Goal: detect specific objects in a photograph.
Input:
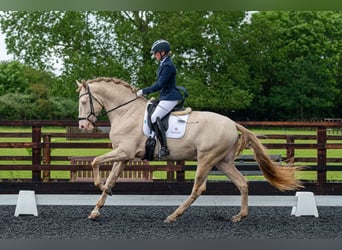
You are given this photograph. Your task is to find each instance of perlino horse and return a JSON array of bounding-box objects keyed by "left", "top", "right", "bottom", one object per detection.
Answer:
[{"left": 77, "top": 77, "right": 303, "bottom": 223}]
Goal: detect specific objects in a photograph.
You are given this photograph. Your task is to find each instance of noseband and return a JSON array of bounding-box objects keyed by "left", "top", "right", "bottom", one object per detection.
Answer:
[{"left": 78, "top": 85, "right": 138, "bottom": 125}]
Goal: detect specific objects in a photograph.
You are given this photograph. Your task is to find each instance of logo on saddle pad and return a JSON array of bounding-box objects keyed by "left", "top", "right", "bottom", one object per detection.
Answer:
[{"left": 143, "top": 102, "right": 190, "bottom": 139}]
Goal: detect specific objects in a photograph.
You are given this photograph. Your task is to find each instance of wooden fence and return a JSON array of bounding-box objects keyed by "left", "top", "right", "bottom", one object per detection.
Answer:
[{"left": 0, "top": 120, "right": 342, "bottom": 195}]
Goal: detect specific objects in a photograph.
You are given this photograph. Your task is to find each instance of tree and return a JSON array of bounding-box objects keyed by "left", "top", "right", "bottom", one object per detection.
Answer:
[
  {"left": 3, "top": 11, "right": 340, "bottom": 120},
  {"left": 241, "top": 11, "right": 342, "bottom": 120},
  {"left": 0, "top": 60, "right": 77, "bottom": 119},
  {"left": 0, "top": 11, "right": 253, "bottom": 113},
  {"left": 0, "top": 61, "right": 29, "bottom": 95},
  {"left": 0, "top": 11, "right": 129, "bottom": 98}
]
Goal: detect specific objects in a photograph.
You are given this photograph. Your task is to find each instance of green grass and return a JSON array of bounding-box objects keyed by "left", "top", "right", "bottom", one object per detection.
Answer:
[{"left": 0, "top": 126, "right": 341, "bottom": 181}]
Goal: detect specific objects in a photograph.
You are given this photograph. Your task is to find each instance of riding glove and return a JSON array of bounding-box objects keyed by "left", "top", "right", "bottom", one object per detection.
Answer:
[{"left": 137, "top": 89, "right": 143, "bottom": 96}]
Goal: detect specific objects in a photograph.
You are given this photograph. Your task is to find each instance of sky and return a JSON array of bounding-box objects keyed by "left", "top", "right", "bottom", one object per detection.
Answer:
[
  {"left": 0, "top": 32, "right": 64, "bottom": 75},
  {"left": 0, "top": 32, "right": 13, "bottom": 61}
]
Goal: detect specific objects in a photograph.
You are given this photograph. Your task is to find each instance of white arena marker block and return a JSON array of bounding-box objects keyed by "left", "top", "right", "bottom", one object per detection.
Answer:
[
  {"left": 291, "top": 191, "right": 319, "bottom": 217},
  {"left": 14, "top": 190, "right": 38, "bottom": 217}
]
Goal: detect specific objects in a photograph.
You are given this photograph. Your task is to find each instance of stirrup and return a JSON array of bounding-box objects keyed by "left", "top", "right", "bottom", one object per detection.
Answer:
[{"left": 158, "top": 147, "right": 169, "bottom": 159}]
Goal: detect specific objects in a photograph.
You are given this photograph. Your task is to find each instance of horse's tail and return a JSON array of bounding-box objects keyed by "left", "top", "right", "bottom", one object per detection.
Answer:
[{"left": 235, "top": 123, "right": 304, "bottom": 191}]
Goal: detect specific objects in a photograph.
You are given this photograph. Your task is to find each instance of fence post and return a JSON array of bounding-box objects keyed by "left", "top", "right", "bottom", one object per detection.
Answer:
[
  {"left": 166, "top": 161, "right": 175, "bottom": 181},
  {"left": 176, "top": 160, "right": 185, "bottom": 182},
  {"left": 317, "top": 126, "right": 327, "bottom": 191},
  {"left": 286, "top": 135, "right": 295, "bottom": 162},
  {"left": 32, "top": 125, "right": 42, "bottom": 182},
  {"left": 42, "top": 134, "right": 51, "bottom": 182}
]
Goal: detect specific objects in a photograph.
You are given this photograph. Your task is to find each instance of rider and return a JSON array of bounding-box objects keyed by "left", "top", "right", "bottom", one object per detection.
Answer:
[{"left": 137, "top": 39, "right": 183, "bottom": 158}]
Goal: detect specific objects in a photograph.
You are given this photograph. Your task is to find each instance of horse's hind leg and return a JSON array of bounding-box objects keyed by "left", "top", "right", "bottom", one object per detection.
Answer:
[
  {"left": 164, "top": 157, "right": 212, "bottom": 223},
  {"left": 89, "top": 161, "right": 126, "bottom": 220},
  {"left": 216, "top": 157, "right": 248, "bottom": 222}
]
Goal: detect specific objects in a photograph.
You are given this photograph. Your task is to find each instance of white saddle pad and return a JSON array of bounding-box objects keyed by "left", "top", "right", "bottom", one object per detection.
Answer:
[{"left": 143, "top": 104, "right": 189, "bottom": 139}]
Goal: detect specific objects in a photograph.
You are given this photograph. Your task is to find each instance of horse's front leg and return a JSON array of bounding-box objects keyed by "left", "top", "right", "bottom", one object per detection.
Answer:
[
  {"left": 91, "top": 157, "right": 103, "bottom": 189},
  {"left": 91, "top": 147, "right": 131, "bottom": 190},
  {"left": 89, "top": 161, "right": 127, "bottom": 220}
]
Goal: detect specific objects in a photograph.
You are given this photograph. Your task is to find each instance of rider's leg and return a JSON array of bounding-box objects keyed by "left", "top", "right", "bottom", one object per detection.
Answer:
[
  {"left": 151, "top": 100, "right": 178, "bottom": 158},
  {"left": 154, "top": 117, "right": 169, "bottom": 158},
  {"left": 150, "top": 100, "right": 179, "bottom": 123}
]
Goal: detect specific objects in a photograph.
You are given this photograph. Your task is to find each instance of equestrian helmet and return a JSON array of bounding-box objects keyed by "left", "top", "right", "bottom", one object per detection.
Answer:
[{"left": 150, "top": 39, "right": 170, "bottom": 54}]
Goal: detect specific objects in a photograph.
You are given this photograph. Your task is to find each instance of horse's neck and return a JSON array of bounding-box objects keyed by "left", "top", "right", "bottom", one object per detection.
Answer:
[
  {"left": 91, "top": 80, "right": 146, "bottom": 127},
  {"left": 98, "top": 88, "right": 147, "bottom": 123},
  {"left": 106, "top": 97, "right": 146, "bottom": 125}
]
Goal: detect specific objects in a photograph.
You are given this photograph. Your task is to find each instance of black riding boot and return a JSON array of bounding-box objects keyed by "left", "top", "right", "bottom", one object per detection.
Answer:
[{"left": 154, "top": 117, "right": 169, "bottom": 159}]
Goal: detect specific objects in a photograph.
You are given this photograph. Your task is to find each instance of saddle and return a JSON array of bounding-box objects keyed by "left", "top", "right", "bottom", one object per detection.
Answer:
[{"left": 146, "top": 99, "right": 191, "bottom": 133}]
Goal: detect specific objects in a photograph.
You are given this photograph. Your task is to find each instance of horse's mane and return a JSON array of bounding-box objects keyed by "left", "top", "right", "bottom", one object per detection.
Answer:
[{"left": 86, "top": 77, "right": 137, "bottom": 93}]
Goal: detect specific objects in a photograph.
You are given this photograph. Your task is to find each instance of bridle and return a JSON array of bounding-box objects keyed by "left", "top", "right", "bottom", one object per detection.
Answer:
[{"left": 78, "top": 85, "right": 138, "bottom": 125}]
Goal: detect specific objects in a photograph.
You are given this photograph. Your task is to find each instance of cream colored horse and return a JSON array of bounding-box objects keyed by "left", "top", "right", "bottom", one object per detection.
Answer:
[{"left": 77, "top": 77, "right": 303, "bottom": 223}]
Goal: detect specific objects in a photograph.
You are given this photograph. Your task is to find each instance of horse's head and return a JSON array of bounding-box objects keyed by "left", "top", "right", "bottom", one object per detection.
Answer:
[
  {"left": 76, "top": 77, "right": 143, "bottom": 131},
  {"left": 77, "top": 80, "right": 103, "bottom": 131}
]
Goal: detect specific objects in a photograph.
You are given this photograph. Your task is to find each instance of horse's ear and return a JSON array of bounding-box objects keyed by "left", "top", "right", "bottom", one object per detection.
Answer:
[
  {"left": 81, "top": 80, "right": 87, "bottom": 88},
  {"left": 76, "top": 80, "right": 82, "bottom": 92},
  {"left": 76, "top": 80, "right": 86, "bottom": 92}
]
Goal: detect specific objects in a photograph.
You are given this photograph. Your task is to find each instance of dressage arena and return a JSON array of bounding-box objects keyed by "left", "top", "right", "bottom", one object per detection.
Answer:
[
  {"left": 1, "top": 194, "right": 342, "bottom": 239},
  {"left": 1, "top": 117, "right": 342, "bottom": 240}
]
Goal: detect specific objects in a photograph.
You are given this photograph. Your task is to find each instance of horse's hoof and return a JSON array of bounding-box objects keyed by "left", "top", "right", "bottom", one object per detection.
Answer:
[
  {"left": 231, "top": 213, "right": 246, "bottom": 223},
  {"left": 164, "top": 216, "right": 176, "bottom": 223},
  {"left": 88, "top": 210, "right": 101, "bottom": 220}
]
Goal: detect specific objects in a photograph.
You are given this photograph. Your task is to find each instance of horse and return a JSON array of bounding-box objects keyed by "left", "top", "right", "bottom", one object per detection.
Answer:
[{"left": 76, "top": 77, "right": 303, "bottom": 223}]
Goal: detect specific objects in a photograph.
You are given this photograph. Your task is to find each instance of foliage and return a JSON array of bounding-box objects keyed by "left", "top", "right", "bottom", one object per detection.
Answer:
[
  {"left": 240, "top": 11, "right": 342, "bottom": 120},
  {"left": 0, "top": 60, "right": 77, "bottom": 119},
  {"left": 0, "top": 91, "right": 77, "bottom": 120},
  {"left": 0, "top": 92, "right": 33, "bottom": 119},
  {"left": 0, "top": 61, "right": 29, "bottom": 95},
  {"left": 0, "top": 11, "right": 342, "bottom": 120},
  {"left": 0, "top": 11, "right": 251, "bottom": 113},
  {"left": 49, "top": 96, "right": 78, "bottom": 119}
]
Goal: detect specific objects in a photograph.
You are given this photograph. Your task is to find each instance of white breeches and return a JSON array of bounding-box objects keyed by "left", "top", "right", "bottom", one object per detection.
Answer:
[{"left": 151, "top": 100, "right": 179, "bottom": 123}]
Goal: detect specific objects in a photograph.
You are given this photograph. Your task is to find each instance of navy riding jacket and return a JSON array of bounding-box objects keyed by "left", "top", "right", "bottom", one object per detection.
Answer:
[{"left": 142, "top": 56, "right": 183, "bottom": 101}]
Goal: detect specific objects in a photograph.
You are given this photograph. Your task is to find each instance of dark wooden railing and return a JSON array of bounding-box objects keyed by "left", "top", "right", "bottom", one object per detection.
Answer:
[{"left": 0, "top": 120, "right": 341, "bottom": 195}]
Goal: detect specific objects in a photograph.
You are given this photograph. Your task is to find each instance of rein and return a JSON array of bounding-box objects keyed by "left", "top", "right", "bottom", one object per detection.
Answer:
[
  {"left": 105, "top": 97, "right": 138, "bottom": 114},
  {"left": 78, "top": 85, "right": 138, "bottom": 124}
]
